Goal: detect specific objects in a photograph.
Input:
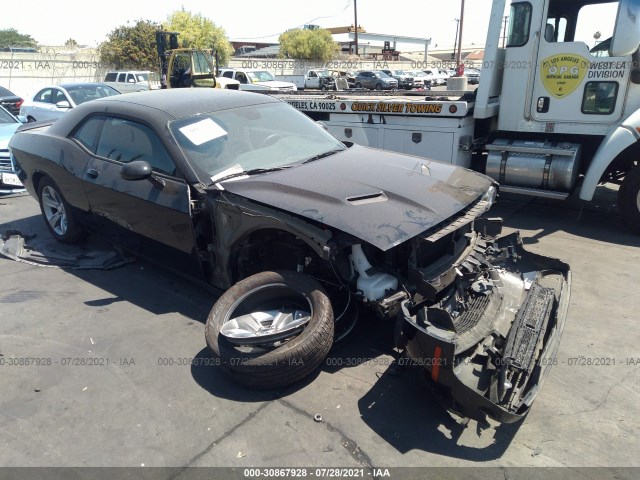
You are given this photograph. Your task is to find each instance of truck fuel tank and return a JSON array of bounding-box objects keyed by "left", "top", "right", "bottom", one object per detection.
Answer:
[{"left": 486, "top": 140, "right": 581, "bottom": 193}]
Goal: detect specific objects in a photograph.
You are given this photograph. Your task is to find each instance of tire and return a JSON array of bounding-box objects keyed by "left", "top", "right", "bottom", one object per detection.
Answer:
[
  {"left": 355, "top": 82, "right": 362, "bottom": 88},
  {"left": 375, "top": 83, "right": 382, "bottom": 91},
  {"left": 618, "top": 165, "right": 640, "bottom": 235},
  {"left": 205, "top": 270, "right": 334, "bottom": 389},
  {"left": 37, "top": 177, "right": 84, "bottom": 243}
]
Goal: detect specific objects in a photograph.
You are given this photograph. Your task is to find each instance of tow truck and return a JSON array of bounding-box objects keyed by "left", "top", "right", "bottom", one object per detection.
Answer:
[
  {"left": 155, "top": 31, "right": 239, "bottom": 90},
  {"left": 272, "top": 0, "right": 640, "bottom": 234}
]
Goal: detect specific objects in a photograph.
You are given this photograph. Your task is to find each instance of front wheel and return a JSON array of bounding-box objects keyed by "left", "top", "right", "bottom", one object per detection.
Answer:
[
  {"left": 619, "top": 165, "right": 640, "bottom": 234},
  {"left": 205, "top": 270, "right": 334, "bottom": 389},
  {"left": 37, "top": 177, "right": 84, "bottom": 243},
  {"left": 375, "top": 83, "right": 382, "bottom": 91}
]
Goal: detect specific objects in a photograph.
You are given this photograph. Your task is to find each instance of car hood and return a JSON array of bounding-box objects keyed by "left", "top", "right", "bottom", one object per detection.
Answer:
[
  {"left": 221, "top": 145, "right": 493, "bottom": 251},
  {"left": 0, "top": 123, "right": 20, "bottom": 147}
]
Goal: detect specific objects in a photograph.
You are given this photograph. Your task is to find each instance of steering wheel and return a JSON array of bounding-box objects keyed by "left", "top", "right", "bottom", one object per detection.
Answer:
[{"left": 261, "top": 134, "right": 283, "bottom": 148}]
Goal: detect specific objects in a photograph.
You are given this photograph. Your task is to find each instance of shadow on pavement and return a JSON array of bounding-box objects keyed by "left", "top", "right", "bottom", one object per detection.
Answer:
[{"left": 493, "top": 185, "right": 640, "bottom": 248}]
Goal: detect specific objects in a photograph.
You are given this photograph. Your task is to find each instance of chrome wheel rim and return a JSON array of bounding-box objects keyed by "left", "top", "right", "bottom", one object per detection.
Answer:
[
  {"left": 636, "top": 189, "right": 640, "bottom": 212},
  {"left": 41, "top": 186, "right": 68, "bottom": 236},
  {"left": 220, "top": 283, "right": 312, "bottom": 346}
]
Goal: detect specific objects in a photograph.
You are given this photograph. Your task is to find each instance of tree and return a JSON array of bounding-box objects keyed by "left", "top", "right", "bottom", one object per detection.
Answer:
[
  {"left": 278, "top": 29, "right": 339, "bottom": 62},
  {"left": 99, "top": 20, "right": 159, "bottom": 70},
  {"left": 165, "top": 10, "right": 233, "bottom": 66},
  {"left": 64, "top": 38, "right": 79, "bottom": 48},
  {"left": 0, "top": 29, "right": 37, "bottom": 50}
]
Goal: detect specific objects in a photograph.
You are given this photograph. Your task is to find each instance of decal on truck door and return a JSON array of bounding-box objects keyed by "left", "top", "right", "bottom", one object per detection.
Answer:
[{"left": 540, "top": 54, "right": 589, "bottom": 98}]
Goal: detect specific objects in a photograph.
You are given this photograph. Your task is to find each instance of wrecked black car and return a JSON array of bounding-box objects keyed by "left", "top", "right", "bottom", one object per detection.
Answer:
[{"left": 9, "top": 89, "right": 570, "bottom": 423}]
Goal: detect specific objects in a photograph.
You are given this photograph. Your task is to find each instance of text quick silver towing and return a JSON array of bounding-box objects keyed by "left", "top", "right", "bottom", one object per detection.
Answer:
[{"left": 272, "top": 0, "right": 640, "bottom": 234}]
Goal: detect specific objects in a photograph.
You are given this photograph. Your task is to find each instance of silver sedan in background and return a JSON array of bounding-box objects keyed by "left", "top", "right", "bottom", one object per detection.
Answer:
[{"left": 20, "top": 83, "right": 120, "bottom": 122}]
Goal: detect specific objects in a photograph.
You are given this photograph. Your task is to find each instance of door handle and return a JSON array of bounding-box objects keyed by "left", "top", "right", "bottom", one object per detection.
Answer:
[{"left": 86, "top": 168, "right": 99, "bottom": 179}]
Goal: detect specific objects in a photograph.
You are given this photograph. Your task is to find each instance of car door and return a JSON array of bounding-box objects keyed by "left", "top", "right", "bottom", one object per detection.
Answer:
[
  {"left": 79, "top": 115, "right": 204, "bottom": 278},
  {"left": 306, "top": 70, "right": 319, "bottom": 89},
  {"left": 27, "top": 88, "right": 58, "bottom": 121}
]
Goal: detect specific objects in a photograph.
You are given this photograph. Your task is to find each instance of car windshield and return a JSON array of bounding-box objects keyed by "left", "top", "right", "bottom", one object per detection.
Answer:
[
  {"left": 169, "top": 102, "right": 346, "bottom": 183},
  {"left": 65, "top": 84, "right": 120, "bottom": 105},
  {"left": 0, "top": 107, "right": 18, "bottom": 124},
  {"left": 247, "top": 71, "right": 276, "bottom": 82},
  {"left": 375, "top": 71, "right": 391, "bottom": 78},
  {"left": 318, "top": 70, "right": 331, "bottom": 77}
]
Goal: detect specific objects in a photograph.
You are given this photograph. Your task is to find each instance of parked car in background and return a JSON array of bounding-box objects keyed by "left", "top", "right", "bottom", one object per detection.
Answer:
[
  {"left": 0, "top": 105, "right": 25, "bottom": 192},
  {"left": 103, "top": 70, "right": 154, "bottom": 93},
  {"left": 0, "top": 86, "right": 24, "bottom": 117},
  {"left": 328, "top": 70, "right": 357, "bottom": 89},
  {"left": 407, "top": 70, "right": 432, "bottom": 89},
  {"left": 20, "top": 83, "right": 121, "bottom": 122},
  {"left": 423, "top": 69, "right": 446, "bottom": 86},
  {"left": 438, "top": 69, "right": 451, "bottom": 85},
  {"left": 219, "top": 68, "right": 297, "bottom": 91},
  {"left": 380, "top": 69, "right": 415, "bottom": 90},
  {"left": 466, "top": 68, "right": 481, "bottom": 84},
  {"left": 354, "top": 70, "right": 398, "bottom": 90}
]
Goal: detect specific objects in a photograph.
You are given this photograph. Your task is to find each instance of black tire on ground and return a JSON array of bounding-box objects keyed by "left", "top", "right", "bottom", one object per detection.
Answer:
[
  {"left": 355, "top": 82, "right": 362, "bottom": 88},
  {"left": 37, "top": 176, "right": 84, "bottom": 243},
  {"left": 375, "top": 83, "right": 382, "bottom": 90},
  {"left": 205, "top": 270, "right": 334, "bottom": 389},
  {"left": 618, "top": 165, "right": 640, "bottom": 235}
]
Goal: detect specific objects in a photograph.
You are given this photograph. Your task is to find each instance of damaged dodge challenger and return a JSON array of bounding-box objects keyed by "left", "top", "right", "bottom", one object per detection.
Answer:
[{"left": 9, "top": 89, "right": 570, "bottom": 423}]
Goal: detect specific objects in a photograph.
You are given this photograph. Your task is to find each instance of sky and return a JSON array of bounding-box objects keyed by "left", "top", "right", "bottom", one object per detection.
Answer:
[{"left": 2, "top": 0, "right": 502, "bottom": 50}]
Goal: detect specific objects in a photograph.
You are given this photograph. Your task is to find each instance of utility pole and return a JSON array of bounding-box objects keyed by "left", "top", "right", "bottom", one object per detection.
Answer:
[
  {"left": 456, "top": 0, "right": 465, "bottom": 68},
  {"left": 354, "top": 0, "right": 359, "bottom": 56},
  {"left": 452, "top": 18, "right": 460, "bottom": 64}
]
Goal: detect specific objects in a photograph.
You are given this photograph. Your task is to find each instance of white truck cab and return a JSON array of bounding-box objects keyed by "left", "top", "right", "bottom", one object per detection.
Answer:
[
  {"left": 219, "top": 68, "right": 297, "bottom": 91},
  {"left": 103, "top": 71, "right": 152, "bottom": 93}
]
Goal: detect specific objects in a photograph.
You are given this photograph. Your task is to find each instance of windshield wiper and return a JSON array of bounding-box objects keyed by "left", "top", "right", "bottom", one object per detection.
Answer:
[
  {"left": 302, "top": 148, "right": 344, "bottom": 164},
  {"left": 212, "top": 166, "right": 294, "bottom": 185}
]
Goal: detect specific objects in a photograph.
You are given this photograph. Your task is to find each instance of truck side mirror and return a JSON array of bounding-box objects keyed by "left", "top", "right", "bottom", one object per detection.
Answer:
[{"left": 611, "top": 0, "right": 640, "bottom": 56}]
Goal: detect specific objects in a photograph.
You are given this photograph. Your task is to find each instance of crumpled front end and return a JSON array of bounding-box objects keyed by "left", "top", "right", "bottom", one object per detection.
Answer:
[{"left": 399, "top": 219, "right": 571, "bottom": 423}]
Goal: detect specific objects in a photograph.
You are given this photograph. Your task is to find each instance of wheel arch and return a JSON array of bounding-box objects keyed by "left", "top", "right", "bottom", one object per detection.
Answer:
[{"left": 579, "top": 111, "right": 640, "bottom": 201}]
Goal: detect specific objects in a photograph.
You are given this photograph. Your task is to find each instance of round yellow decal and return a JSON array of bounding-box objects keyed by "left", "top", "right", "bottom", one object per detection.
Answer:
[{"left": 540, "top": 54, "right": 589, "bottom": 98}]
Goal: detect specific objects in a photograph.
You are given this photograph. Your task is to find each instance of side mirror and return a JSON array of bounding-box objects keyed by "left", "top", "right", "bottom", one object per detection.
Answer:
[
  {"left": 56, "top": 100, "right": 71, "bottom": 109},
  {"left": 611, "top": 0, "right": 640, "bottom": 56},
  {"left": 17, "top": 115, "right": 27, "bottom": 123},
  {"left": 120, "top": 160, "right": 152, "bottom": 181},
  {"left": 128, "top": 78, "right": 136, "bottom": 83}
]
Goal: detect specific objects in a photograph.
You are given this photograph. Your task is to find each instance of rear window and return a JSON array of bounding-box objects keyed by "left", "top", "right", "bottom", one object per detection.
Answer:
[{"left": 0, "top": 86, "right": 14, "bottom": 96}]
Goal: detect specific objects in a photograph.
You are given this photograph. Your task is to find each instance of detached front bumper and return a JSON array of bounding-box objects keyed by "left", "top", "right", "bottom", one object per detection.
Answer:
[{"left": 400, "top": 227, "right": 571, "bottom": 423}]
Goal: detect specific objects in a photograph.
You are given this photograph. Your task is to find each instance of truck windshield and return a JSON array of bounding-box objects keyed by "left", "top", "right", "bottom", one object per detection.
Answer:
[
  {"left": 247, "top": 71, "right": 276, "bottom": 82},
  {"left": 169, "top": 102, "right": 346, "bottom": 183}
]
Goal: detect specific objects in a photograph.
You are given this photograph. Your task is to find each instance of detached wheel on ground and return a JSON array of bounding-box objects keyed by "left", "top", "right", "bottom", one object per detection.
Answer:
[
  {"left": 37, "top": 176, "right": 84, "bottom": 243},
  {"left": 205, "top": 270, "right": 334, "bottom": 388},
  {"left": 618, "top": 165, "right": 640, "bottom": 235}
]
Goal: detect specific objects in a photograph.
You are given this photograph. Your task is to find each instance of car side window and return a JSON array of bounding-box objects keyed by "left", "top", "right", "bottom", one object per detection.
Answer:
[
  {"left": 222, "top": 71, "right": 233, "bottom": 78},
  {"left": 117, "top": 73, "right": 126, "bottom": 82},
  {"left": 52, "top": 89, "right": 67, "bottom": 104},
  {"left": 34, "top": 88, "right": 53, "bottom": 103},
  {"left": 96, "top": 117, "right": 177, "bottom": 176},
  {"left": 72, "top": 116, "right": 104, "bottom": 152}
]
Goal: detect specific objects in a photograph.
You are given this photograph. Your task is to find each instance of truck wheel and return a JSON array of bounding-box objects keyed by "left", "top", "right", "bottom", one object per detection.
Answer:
[
  {"left": 355, "top": 82, "right": 362, "bottom": 88},
  {"left": 205, "top": 270, "right": 334, "bottom": 389},
  {"left": 618, "top": 166, "right": 640, "bottom": 235},
  {"left": 37, "top": 177, "right": 84, "bottom": 243}
]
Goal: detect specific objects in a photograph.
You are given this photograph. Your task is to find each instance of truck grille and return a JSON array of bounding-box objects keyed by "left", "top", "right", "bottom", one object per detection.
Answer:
[{"left": 0, "top": 149, "right": 12, "bottom": 172}]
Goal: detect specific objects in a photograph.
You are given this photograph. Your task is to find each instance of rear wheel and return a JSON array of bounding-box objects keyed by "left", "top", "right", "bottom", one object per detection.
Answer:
[
  {"left": 205, "top": 270, "right": 334, "bottom": 388},
  {"left": 619, "top": 165, "right": 640, "bottom": 234},
  {"left": 37, "top": 177, "right": 84, "bottom": 243},
  {"left": 375, "top": 83, "right": 382, "bottom": 90}
]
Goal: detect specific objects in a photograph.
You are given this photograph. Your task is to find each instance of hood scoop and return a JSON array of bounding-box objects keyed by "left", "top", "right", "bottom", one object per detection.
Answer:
[{"left": 346, "top": 191, "right": 388, "bottom": 206}]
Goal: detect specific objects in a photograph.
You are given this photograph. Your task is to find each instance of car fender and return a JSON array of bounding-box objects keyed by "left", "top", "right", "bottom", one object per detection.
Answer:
[{"left": 579, "top": 110, "right": 640, "bottom": 201}]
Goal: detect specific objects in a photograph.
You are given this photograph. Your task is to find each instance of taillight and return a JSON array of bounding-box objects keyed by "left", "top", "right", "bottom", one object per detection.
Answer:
[{"left": 16, "top": 99, "right": 24, "bottom": 109}]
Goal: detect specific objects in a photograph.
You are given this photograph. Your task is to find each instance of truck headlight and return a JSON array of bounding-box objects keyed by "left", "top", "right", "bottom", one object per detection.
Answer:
[{"left": 481, "top": 185, "right": 497, "bottom": 212}]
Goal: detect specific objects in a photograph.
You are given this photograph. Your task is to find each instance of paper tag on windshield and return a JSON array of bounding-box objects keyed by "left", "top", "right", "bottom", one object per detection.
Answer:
[{"left": 179, "top": 118, "right": 227, "bottom": 146}]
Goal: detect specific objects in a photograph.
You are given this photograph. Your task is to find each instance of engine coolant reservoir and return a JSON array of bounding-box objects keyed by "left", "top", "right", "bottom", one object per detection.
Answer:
[{"left": 350, "top": 244, "right": 398, "bottom": 301}]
